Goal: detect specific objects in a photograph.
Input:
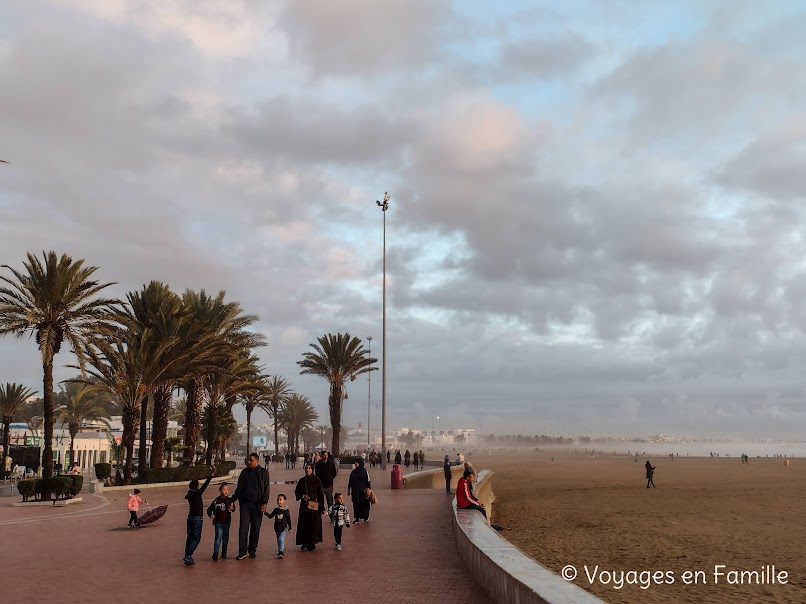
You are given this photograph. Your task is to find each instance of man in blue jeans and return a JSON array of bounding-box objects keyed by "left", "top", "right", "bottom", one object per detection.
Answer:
[
  {"left": 183, "top": 465, "right": 216, "bottom": 565},
  {"left": 229, "top": 453, "right": 271, "bottom": 559}
]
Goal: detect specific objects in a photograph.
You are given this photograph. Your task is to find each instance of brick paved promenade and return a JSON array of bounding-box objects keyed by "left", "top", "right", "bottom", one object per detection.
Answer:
[{"left": 0, "top": 465, "right": 493, "bottom": 603}]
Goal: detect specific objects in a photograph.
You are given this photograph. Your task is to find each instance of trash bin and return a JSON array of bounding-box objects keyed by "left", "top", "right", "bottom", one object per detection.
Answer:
[{"left": 391, "top": 464, "right": 403, "bottom": 489}]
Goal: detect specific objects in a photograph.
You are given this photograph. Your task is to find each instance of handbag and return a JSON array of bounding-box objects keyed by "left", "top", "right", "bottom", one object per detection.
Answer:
[
  {"left": 305, "top": 479, "right": 320, "bottom": 511},
  {"left": 364, "top": 487, "right": 377, "bottom": 505}
]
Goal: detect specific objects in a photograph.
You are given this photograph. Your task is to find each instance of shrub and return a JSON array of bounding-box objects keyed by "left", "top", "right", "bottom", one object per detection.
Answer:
[
  {"left": 338, "top": 455, "right": 362, "bottom": 466},
  {"left": 218, "top": 461, "right": 236, "bottom": 475},
  {"left": 95, "top": 463, "right": 112, "bottom": 481},
  {"left": 271, "top": 454, "right": 284, "bottom": 463},
  {"left": 18, "top": 479, "right": 39, "bottom": 502},
  {"left": 62, "top": 474, "right": 84, "bottom": 497},
  {"left": 43, "top": 476, "right": 73, "bottom": 501}
]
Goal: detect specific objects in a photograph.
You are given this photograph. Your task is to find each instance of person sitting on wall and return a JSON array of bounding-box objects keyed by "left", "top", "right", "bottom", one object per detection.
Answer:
[{"left": 456, "top": 469, "right": 486, "bottom": 519}]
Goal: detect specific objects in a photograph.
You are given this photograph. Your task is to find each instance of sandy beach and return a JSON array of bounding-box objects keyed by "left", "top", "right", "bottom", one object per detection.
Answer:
[{"left": 482, "top": 451, "right": 806, "bottom": 604}]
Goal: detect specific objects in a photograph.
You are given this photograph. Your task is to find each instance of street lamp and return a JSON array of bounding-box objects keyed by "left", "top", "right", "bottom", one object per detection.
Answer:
[
  {"left": 376, "top": 191, "right": 390, "bottom": 469},
  {"left": 366, "top": 336, "right": 372, "bottom": 448}
]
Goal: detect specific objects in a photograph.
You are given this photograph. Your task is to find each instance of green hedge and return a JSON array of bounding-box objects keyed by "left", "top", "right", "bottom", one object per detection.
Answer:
[
  {"left": 95, "top": 463, "right": 112, "bottom": 481},
  {"left": 17, "top": 479, "right": 40, "bottom": 501},
  {"left": 272, "top": 454, "right": 284, "bottom": 463},
  {"left": 63, "top": 474, "right": 83, "bottom": 497},
  {"left": 338, "top": 455, "right": 363, "bottom": 466},
  {"left": 138, "top": 461, "right": 236, "bottom": 484},
  {"left": 44, "top": 476, "right": 73, "bottom": 500}
]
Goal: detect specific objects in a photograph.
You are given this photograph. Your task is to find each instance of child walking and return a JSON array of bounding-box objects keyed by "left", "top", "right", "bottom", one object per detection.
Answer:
[
  {"left": 266, "top": 493, "right": 292, "bottom": 559},
  {"left": 207, "top": 483, "right": 235, "bottom": 561},
  {"left": 127, "top": 488, "right": 147, "bottom": 528},
  {"left": 328, "top": 492, "right": 350, "bottom": 551},
  {"left": 183, "top": 465, "right": 215, "bottom": 566}
]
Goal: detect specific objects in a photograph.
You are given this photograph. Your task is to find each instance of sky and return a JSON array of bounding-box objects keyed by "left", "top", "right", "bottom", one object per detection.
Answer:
[{"left": 3, "top": 0, "right": 806, "bottom": 439}]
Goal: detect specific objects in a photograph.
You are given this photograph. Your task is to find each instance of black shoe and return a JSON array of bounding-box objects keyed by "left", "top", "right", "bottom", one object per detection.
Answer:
[
  {"left": 221, "top": 553, "right": 227, "bottom": 559},
  {"left": 236, "top": 553, "right": 248, "bottom": 560},
  {"left": 301, "top": 546, "right": 307, "bottom": 552},
  {"left": 248, "top": 552, "right": 256, "bottom": 558},
  {"left": 212, "top": 553, "right": 219, "bottom": 561},
  {"left": 278, "top": 551, "right": 284, "bottom": 559},
  {"left": 310, "top": 545, "right": 316, "bottom": 551}
]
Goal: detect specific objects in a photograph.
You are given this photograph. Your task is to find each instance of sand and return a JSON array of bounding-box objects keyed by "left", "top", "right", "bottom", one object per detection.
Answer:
[{"left": 481, "top": 450, "right": 806, "bottom": 604}]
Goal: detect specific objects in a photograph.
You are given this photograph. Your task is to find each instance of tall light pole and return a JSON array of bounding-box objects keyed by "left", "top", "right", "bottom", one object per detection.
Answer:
[
  {"left": 366, "top": 336, "right": 372, "bottom": 448},
  {"left": 376, "top": 192, "right": 390, "bottom": 469}
]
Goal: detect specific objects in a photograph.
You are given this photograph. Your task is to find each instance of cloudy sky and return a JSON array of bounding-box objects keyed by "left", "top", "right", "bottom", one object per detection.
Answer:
[{"left": 2, "top": 1, "right": 806, "bottom": 439}]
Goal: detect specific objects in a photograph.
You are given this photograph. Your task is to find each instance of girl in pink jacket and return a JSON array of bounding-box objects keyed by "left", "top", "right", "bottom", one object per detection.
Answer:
[{"left": 127, "top": 489, "right": 147, "bottom": 528}]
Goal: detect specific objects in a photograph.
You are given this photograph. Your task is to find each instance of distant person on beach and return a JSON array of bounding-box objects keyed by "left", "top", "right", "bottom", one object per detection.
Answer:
[
  {"left": 444, "top": 456, "right": 452, "bottom": 493},
  {"left": 645, "top": 460, "right": 656, "bottom": 488},
  {"left": 456, "top": 470, "right": 486, "bottom": 519}
]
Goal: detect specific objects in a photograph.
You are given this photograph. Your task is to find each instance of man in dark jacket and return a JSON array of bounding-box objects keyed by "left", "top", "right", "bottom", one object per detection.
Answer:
[
  {"left": 315, "top": 450, "right": 338, "bottom": 510},
  {"left": 230, "top": 453, "right": 271, "bottom": 559}
]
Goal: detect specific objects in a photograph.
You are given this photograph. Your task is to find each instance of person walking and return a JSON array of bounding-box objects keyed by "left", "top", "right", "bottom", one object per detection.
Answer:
[
  {"left": 404, "top": 450, "right": 411, "bottom": 468},
  {"left": 413, "top": 450, "right": 419, "bottom": 470},
  {"left": 394, "top": 450, "right": 402, "bottom": 465},
  {"left": 266, "top": 493, "right": 292, "bottom": 559},
  {"left": 295, "top": 463, "right": 325, "bottom": 551},
  {"left": 127, "top": 488, "right": 147, "bottom": 528},
  {"left": 443, "top": 456, "right": 452, "bottom": 493},
  {"left": 386, "top": 449, "right": 391, "bottom": 465},
  {"left": 315, "top": 450, "right": 338, "bottom": 511},
  {"left": 645, "top": 460, "right": 656, "bottom": 488},
  {"left": 348, "top": 458, "right": 372, "bottom": 523},
  {"left": 230, "top": 453, "right": 271, "bottom": 560},
  {"left": 419, "top": 449, "right": 425, "bottom": 469},
  {"left": 207, "top": 483, "right": 235, "bottom": 560},
  {"left": 328, "top": 492, "right": 351, "bottom": 550},
  {"left": 183, "top": 466, "right": 215, "bottom": 565}
]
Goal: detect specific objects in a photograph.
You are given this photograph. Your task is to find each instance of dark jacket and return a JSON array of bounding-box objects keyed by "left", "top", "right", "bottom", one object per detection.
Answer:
[
  {"left": 443, "top": 461, "right": 452, "bottom": 480},
  {"left": 266, "top": 506, "right": 292, "bottom": 532},
  {"left": 348, "top": 463, "right": 371, "bottom": 504},
  {"left": 185, "top": 475, "right": 213, "bottom": 517},
  {"left": 230, "top": 465, "right": 271, "bottom": 506},
  {"left": 207, "top": 494, "right": 232, "bottom": 525},
  {"left": 314, "top": 457, "right": 337, "bottom": 489}
]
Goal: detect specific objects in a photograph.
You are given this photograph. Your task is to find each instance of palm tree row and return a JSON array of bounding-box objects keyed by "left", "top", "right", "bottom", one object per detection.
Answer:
[{"left": 1, "top": 252, "right": 379, "bottom": 488}]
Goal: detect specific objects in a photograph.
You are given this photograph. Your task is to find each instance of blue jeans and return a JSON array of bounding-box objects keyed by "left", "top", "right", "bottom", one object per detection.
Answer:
[
  {"left": 185, "top": 515, "right": 204, "bottom": 558},
  {"left": 214, "top": 522, "right": 230, "bottom": 555},
  {"left": 276, "top": 528, "right": 287, "bottom": 552},
  {"left": 461, "top": 502, "right": 487, "bottom": 519}
]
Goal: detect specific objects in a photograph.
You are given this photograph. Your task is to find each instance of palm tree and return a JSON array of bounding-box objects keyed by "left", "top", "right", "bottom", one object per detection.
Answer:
[
  {"left": 277, "top": 393, "right": 318, "bottom": 455},
  {"left": 56, "top": 381, "right": 114, "bottom": 467},
  {"left": 316, "top": 424, "right": 328, "bottom": 449},
  {"left": 0, "top": 251, "right": 118, "bottom": 485},
  {"left": 164, "top": 436, "right": 184, "bottom": 466},
  {"left": 0, "top": 383, "right": 37, "bottom": 464},
  {"left": 15, "top": 397, "right": 44, "bottom": 435},
  {"left": 266, "top": 375, "right": 291, "bottom": 455},
  {"left": 180, "top": 289, "right": 265, "bottom": 464},
  {"left": 202, "top": 402, "right": 238, "bottom": 462},
  {"left": 241, "top": 376, "right": 271, "bottom": 456},
  {"left": 298, "top": 333, "right": 377, "bottom": 454}
]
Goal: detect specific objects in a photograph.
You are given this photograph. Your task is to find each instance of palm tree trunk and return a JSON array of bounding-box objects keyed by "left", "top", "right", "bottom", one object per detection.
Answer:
[
  {"left": 329, "top": 383, "right": 341, "bottom": 454},
  {"left": 183, "top": 380, "right": 202, "bottom": 464},
  {"left": 138, "top": 394, "right": 149, "bottom": 472},
  {"left": 69, "top": 431, "right": 76, "bottom": 468},
  {"left": 41, "top": 355, "right": 55, "bottom": 498},
  {"left": 246, "top": 406, "right": 252, "bottom": 457},
  {"left": 150, "top": 385, "right": 171, "bottom": 468},
  {"left": 273, "top": 407, "right": 279, "bottom": 456},
  {"left": 204, "top": 401, "right": 217, "bottom": 465},
  {"left": 122, "top": 403, "right": 140, "bottom": 484}
]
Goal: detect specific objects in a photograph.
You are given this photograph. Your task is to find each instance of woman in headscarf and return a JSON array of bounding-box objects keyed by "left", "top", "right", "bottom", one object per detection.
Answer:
[
  {"left": 295, "top": 463, "right": 325, "bottom": 551},
  {"left": 394, "top": 450, "right": 402, "bottom": 465},
  {"left": 404, "top": 450, "right": 411, "bottom": 467},
  {"left": 348, "top": 458, "right": 372, "bottom": 523}
]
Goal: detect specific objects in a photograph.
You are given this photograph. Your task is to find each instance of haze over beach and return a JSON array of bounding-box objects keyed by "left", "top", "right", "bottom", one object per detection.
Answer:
[{"left": 3, "top": 3, "right": 806, "bottom": 437}]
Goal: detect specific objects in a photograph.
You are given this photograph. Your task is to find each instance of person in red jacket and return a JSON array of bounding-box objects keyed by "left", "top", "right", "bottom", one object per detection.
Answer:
[{"left": 456, "top": 469, "right": 486, "bottom": 519}]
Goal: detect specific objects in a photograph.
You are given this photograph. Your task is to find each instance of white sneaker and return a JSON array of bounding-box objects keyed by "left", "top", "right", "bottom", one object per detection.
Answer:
[{"left": 336, "top": 544, "right": 341, "bottom": 551}]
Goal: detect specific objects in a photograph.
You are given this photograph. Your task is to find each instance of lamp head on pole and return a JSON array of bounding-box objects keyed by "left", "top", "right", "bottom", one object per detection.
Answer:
[{"left": 376, "top": 191, "right": 390, "bottom": 211}]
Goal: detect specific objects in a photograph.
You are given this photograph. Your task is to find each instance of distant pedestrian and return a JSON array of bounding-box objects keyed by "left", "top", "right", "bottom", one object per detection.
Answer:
[
  {"left": 443, "top": 456, "right": 452, "bottom": 494},
  {"left": 404, "top": 450, "right": 411, "bottom": 468},
  {"left": 266, "top": 493, "right": 292, "bottom": 559},
  {"left": 419, "top": 450, "right": 425, "bottom": 468},
  {"left": 386, "top": 449, "right": 391, "bottom": 465},
  {"left": 348, "top": 458, "right": 372, "bottom": 523},
  {"left": 395, "top": 450, "right": 402, "bottom": 465},
  {"left": 328, "top": 492, "right": 351, "bottom": 550},
  {"left": 230, "top": 453, "right": 271, "bottom": 560},
  {"left": 290, "top": 453, "right": 297, "bottom": 470},
  {"left": 645, "top": 460, "right": 656, "bottom": 488},
  {"left": 285, "top": 452, "right": 291, "bottom": 469},
  {"left": 296, "top": 463, "right": 325, "bottom": 551},
  {"left": 127, "top": 488, "right": 147, "bottom": 528},
  {"left": 183, "top": 466, "right": 215, "bottom": 565},
  {"left": 413, "top": 451, "right": 419, "bottom": 470},
  {"left": 464, "top": 461, "right": 476, "bottom": 475},
  {"left": 315, "top": 450, "right": 338, "bottom": 510},
  {"left": 207, "top": 483, "right": 235, "bottom": 560}
]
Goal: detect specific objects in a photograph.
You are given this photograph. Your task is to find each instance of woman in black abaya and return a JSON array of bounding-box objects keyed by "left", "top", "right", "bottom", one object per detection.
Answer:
[
  {"left": 348, "top": 458, "right": 372, "bottom": 523},
  {"left": 295, "top": 463, "right": 325, "bottom": 551}
]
